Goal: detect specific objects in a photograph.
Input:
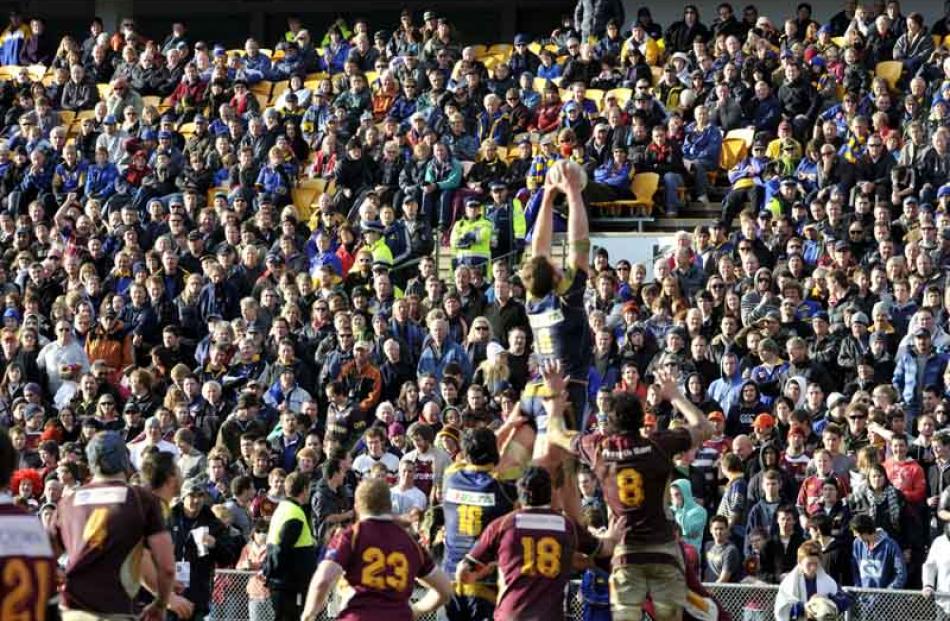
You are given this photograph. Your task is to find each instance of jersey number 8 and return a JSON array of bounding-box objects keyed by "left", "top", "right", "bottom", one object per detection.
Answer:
[
  {"left": 616, "top": 467, "right": 645, "bottom": 508},
  {"left": 360, "top": 547, "right": 409, "bottom": 592},
  {"left": 521, "top": 536, "right": 562, "bottom": 578}
]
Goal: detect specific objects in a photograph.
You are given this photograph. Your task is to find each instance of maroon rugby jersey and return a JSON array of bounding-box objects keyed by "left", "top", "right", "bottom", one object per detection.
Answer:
[
  {"left": 325, "top": 516, "right": 436, "bottom": 621},
  {"left": 48, "top": 481, "right": 166, "bottom": 615},
  {"left": 466, "top": 508, "right": 599, "bottom": 621},
  {"left": 0, "top": 501, "right": 55, "bottom": 621},
  {"left": 573, "top": 428, "right": 691, "bottom": 545}
]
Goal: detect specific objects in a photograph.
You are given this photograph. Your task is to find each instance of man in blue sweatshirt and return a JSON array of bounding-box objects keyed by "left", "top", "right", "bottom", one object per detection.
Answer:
[{"left": 850, "top": 514, "right": 906, "bottom": 589}]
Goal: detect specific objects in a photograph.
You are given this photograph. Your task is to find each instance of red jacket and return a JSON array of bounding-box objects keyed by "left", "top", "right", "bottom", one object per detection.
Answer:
[
  {"left": 884, "top": 458, "right": 927, "bottom": 504},
  {"left": 796, "top": 473, "right": 849, "bottom": 516}
]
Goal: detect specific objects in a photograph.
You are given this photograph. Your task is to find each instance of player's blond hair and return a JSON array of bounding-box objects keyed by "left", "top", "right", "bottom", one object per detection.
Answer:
[{"left": 355, "top": 477, "right": 392, "bottom": 517}]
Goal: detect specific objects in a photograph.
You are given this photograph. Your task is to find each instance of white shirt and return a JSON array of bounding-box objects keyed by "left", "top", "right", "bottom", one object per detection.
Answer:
[
  {"left": 352, "top": 452, "right": 400, "bottom": 480},
  {"left": 924, "top": 534, "right": 950, "bottom": 614},
  {"left": 391, "top": 486, "right": 428, "bottom": 516},
  {"left": 128, "top": 439, "right": 179, "bottom": 470}
]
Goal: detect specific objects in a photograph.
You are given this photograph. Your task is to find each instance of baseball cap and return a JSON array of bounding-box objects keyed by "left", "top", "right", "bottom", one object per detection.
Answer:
[
  {"left": 103, "top": 115, "right": 117, "bottom": 125},
  {"left": 514, "top": 33, "right": 530, "bottom": 45},
  {"left": 708, "top": 411, "right": 725, "bottom": 423},
  {"left": 753, "top": 413, "right": 775, "bottom": 429},
  {"left": 851, "top": 312, "right": 869, "bottom": 325},
  {"left": 181, "top": 477, "right": 206, "bottom": 496},
  {"left": 826, "top": 392, "right": 847, "bottom": 409}
]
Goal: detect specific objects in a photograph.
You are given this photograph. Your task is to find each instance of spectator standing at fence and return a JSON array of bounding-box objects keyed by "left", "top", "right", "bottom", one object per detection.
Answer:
[
  {"left": 238, "top": 519, "right": 273, "bottom": 621},
  {"left": 264, "top": 471, "right": 317, "bottom": 621},
  {"left": 170, "top": 477, "right": 243, "bottom": 620},
  {"left": 850, "top": 514, "right": 907, "bottom": 589},
  {"left": 775, "top": 540, "right": 850, "bottom": 621}
]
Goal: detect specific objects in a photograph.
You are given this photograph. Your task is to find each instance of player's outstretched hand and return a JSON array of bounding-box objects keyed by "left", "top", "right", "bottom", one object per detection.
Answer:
[
  {"left": 540, "top": 359, "right": 567, "bottom": 399},
  {"left": 655, "top": 368, "right": 682, "bottom": 403}
]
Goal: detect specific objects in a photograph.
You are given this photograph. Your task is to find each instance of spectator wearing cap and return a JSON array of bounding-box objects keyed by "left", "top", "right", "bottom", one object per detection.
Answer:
[
  {"left": 721, "top": 140, "right": 770, "bottom": 228},
  {"left": 336, "top": 338, "right": 382, "bottom": 418},
  {"left": 508, "top": 33, "right": 539, "bottom": 77},
  {"left": 893, "top": 327, "right": 949, "bottom": 420},
  {"left": 171, "top": 476, "right": 244, "bottom": 619},
  {"left": 836, "top": 311, "right": 871, "bottom": 385}
]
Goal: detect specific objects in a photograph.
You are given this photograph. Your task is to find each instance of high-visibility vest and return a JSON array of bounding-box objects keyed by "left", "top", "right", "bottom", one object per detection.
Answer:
[{"left": 266, "top": 499, "right": 314, "bottom": 548}]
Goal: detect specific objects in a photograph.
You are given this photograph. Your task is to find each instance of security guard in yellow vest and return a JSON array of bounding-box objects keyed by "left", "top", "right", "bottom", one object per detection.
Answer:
[
  {"left": 361, "top": 220, "right": 395, "bottom": 267},
  {"left": 486, "top": 181, "right": 527, "bottom": 265},
  {"left": 449, "top": 198, "right": 493, "bottom": 271},
  {"left": 264, "top": 472, "right": 317, "bottom": 621}
]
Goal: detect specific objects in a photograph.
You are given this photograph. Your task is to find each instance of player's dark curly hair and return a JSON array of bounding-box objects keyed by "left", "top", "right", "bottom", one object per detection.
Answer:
[
  {"left": 517, "top": 466, "right": 552, "bottom": 507},
  {"left": 604, "top": 393, "right": 645, "bottom": 435},
  {"left": 461, "top": 428, "right": 499, "bottom": 466}
]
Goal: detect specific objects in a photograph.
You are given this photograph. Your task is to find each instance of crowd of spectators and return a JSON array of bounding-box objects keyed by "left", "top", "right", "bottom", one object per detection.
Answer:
[{"left": 3, "top": 0, "right": 950, "bottom": 619}]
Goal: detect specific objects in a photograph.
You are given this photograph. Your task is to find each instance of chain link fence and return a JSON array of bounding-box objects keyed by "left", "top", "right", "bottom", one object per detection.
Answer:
[{"left": 210, "top": 570, "right": 950, "bottom": 621}]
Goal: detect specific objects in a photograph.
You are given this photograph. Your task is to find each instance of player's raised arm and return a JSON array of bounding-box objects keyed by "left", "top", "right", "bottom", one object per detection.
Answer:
[
  {"left": 557, "top": 161, "right": 591, "bottom": 275},
  {"left": 301, "top": 559, "right": 344, "bottom": 621},
  {"left": 530, "top": 170, "right": 559, "bottom": 260},
  {"left": 540, "top": 360, "right": 579, "bottom": 452},
  {"left": 411, "top": 566, "right": 453, "bottom": 620},
  {"left": 656, "top": 369, "right": 713, "bottom": 448}
]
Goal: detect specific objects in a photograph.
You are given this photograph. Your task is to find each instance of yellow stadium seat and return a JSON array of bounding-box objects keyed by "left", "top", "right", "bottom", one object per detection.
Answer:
[
  {"left": 875, "top": 61, "right": 902, "bottom": 90},
  {"left": 271, "top": 81, "right": 290, "bottom": 99},
  {"left": 591, "top": 172, "right": 659, "bottom": 218},
  {"left": 253, "top": 92, "right": 269, "bottom": 109},
  {"left": 533, "top": 77, "right": 549, "bottom": 92},
  {"left": 207, "top": 187, "right": 227, "bottom": 205},
  {"left": 141, "top": 95, "right": 162, "bottom": 110},
  {"left": 227, "top": 49, "right": 245, "bottom": 57},
  {"left": 725, "top": 128, "right": 755, "bottom": 148},
  {"left": 364, "top": 71, "right": 378, "bottom": 85},
  {"left": 259, "top": 48, "right": 273, "bottom": 58},
  {"left": 471, "top": 44, "right": 489, "bottom": 59},
  {"left": 605, "top": 87, "right": 632, "bottom": 108},
  {"left": 292, "top": 178, "right": 327, "bottom": 220},
  {"left": 26, "top": 64, "right": 46, "bottom": 81},
  {"left": 719, "top": 138, "right": 748, "bottom": 172},
  {"left": 57, "top": 110, "right": 76, "bottom": 127},
  {"left": 650, "top": 66, "right": 663, "bottom": 86},
  {"left": 488, "top": 43, "right": 513, "bottom": 56},
  {"left": 934, "top": 35, "right": 942, "bottom": 49},
  {"left": 527, "top": 42, "right": 542, "bottom": 55},
  {"left": 178, "top": 122, "right": 196, "bottom": 137},
  {"left": 305, "top": 72, "right": 328, "bottom": 82},
  {"left": 250, "top": 80, "right": 272, "bottom": 97},
  {"left": 96, "top": 83, "right": 111, "bottom": 99},
  {"left": 944, "top": 35, "right": 950, "bottom": 48},
  {"left": 75, "top": 109, "right": 97, "bottom": 122},
  {"left": 831, "top": 36, "right": 846, "bottom": 49},
  {"left": 656, "top": 38, "right": 665, "bottom": 54},
  {"left": 586, "top": 89, "right": 605, "bottom": 110}
]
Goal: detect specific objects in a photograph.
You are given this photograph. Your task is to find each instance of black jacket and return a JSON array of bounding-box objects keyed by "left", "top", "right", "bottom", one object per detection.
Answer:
[
  {"left": 265, "top": 498, "right": 319, "bottom": 593},
  {"left": 169, "top": 503, "right": 243, "bottom": 615}
]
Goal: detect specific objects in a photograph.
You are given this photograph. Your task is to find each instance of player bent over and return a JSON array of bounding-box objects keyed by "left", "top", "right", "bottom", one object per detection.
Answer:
[{"left": 300, "top": 477, "right": 453, "bottom": 621}]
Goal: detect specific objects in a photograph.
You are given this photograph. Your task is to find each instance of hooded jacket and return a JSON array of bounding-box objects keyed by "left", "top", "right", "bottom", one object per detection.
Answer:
[
  {"left": 671, "top": 478, "right": 708, "bottom": 553},
  {"left": 851, "top": 528, "right": 907, "bottom": 588},
  {"left": 725, "top": 380, "right": 764, "bottom": 437},
  {"left": 707, "top": 355, "right": 743, "bottom": 417}
]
